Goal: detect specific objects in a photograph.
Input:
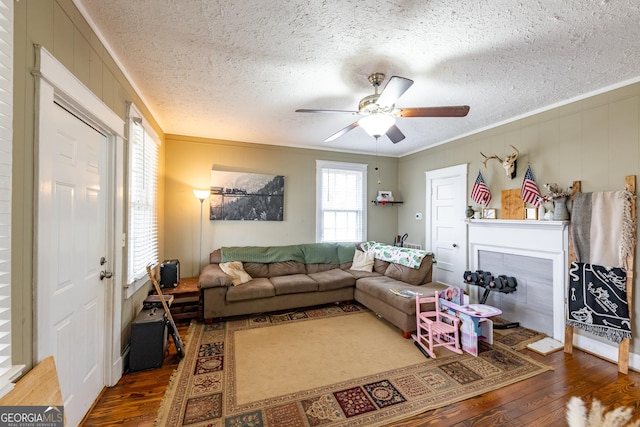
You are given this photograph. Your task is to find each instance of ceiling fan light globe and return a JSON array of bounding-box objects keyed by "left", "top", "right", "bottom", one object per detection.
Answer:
[{"left": 358, "top": 114, "right": 396, "bottom": 137}]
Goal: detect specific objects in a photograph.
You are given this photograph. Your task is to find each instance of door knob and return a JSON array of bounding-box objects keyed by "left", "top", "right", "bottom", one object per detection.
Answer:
[
  {"left": 452, "top": 243, "right": 458, "bottom": 248},
  {"left": 100, "top": 270, "right": 113, "bottom": 280}
]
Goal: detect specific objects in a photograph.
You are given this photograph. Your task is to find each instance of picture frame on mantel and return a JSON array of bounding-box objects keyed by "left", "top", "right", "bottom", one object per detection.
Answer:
[
  {"left": 482, "top": 208, "right": 497, "bottom": 219},
  {"left": 526, "top": 208, "right": 538, "bottom": 220}
]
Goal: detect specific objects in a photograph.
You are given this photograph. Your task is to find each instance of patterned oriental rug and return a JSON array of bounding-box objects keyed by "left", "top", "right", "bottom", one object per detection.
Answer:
[{"left": 155, "top": 303, "right": 551, "bottom": 427}]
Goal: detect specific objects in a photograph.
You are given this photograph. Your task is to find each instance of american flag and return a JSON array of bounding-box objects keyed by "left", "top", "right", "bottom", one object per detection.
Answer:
[
  {"left": 471, "top": 171, "right": 491, "bottom": 206},
  {"left": 521, "top": 165, "right": 541, "bottom": 207}
]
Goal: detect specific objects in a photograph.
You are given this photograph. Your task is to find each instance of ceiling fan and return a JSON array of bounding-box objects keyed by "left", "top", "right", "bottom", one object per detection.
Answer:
[{"left": 296, "top": 73, "right": 470, "bottom": 144}]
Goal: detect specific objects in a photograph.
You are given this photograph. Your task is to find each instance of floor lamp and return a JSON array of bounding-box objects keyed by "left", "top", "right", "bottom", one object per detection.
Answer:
[{"left": 193, "top": 189, "right": 210, "bottom": 274}]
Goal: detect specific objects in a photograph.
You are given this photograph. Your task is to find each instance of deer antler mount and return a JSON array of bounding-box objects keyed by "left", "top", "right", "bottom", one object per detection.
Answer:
[{"left": 480, "top": 145, "right": 519, "bottom": 179}]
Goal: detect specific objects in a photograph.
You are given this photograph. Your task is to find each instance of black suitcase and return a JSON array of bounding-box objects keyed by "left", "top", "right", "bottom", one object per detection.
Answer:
[
  {"left": 160, "top": 259, "right": 180, "bottom": 288},
  {"left": 129, "top": 308, "right": 167, "bottom": 372}
]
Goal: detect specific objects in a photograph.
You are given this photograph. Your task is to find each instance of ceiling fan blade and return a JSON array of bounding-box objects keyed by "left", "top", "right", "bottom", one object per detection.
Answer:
[
  {"left": 386, "top": 124, "right": 405, "bottom": 144},
  {"left": 324, "top": 122, "right": 359, "bottom": 142},
  {"left": 397, "top": 105, "right": 470, "bottom": 118},
  {"left": 296, "top": 108, "right": 359, "bottom": 114},
  {"left": 376, "top": 76, "right": 414, "bottom": 108}
]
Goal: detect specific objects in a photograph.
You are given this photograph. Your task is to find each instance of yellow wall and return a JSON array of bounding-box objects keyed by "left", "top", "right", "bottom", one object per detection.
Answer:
[
  {"left": 164, "top": 135, "right": 400, "bottom": 277},
  {"left": 13, "top": 0, "right": 165, "bottom": 366},
  {"left": 398, "top": 82, "right": 640, "bottom": 352}
]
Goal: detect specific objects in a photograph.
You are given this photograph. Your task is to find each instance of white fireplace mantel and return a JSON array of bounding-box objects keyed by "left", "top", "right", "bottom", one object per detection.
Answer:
[{"left": 467, "top": 219, "right": 570, "bottom": 341}]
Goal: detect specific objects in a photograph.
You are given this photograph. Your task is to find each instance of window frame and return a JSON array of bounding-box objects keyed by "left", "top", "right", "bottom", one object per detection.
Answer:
[
  {"left": 315, "top": 160, "right": 367, "bottom": 243},
  {"left": 0, "top": 0, "right": 24, "bottom": 398},
  {"left": 125, "top": 104, "right": 160, "bottom": 297}
]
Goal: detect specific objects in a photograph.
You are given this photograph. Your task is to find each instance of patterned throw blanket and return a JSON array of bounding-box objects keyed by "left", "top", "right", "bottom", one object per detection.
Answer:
[
  {"left": 360, "top": 241, "right": 434, "bottom": 269},
  {"left": 567, "top": 262, "right": 631, "bottom": 343}
]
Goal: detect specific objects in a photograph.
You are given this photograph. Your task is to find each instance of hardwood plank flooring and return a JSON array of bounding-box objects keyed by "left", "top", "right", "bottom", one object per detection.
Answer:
[{"left": 81, "top": 320, "right": 640, "bottom": 426}]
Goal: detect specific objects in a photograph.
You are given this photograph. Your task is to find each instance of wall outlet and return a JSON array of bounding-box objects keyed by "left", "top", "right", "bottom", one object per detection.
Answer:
[{"left": 415, "top": 212, "right": 423, "bottom": 220}]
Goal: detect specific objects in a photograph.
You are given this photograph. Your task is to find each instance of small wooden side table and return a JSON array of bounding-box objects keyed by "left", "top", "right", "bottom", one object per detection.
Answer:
[{"left": 152, "top": 276, "right": 202, "bottom": 322}]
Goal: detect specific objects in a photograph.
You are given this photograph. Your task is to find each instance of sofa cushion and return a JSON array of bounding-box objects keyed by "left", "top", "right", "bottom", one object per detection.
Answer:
[
  {"left": 347, "top": 270, "right": 383, "bottom": 279},
  {"left": 226, "top": 278, "right": 275, "bottom": 302},
  {"left": 210, "top": 249, "right": 222, "bottom": 264},
  {"left": 305, "top": 263, "right": 340, "bottom": 274},
  {"left": 219, "top": 261, "right": 252, "bottom": 285},
  {"left": 374, "top": 258, "right": 390, "bottom": 274},
  {"left": 356, "top": 276, "right": 450, "bottom": 315},
  {"left": 199, "top": 264, "right": 233, "bottom": 289},
  {"left": 356, "top": 276, "right": 421, "bottom": 315},
  {"left": 308, "top": 269, "right": 355, "bottom": 291},
  {"left": 243, "top": 262, "right": 269, "bottom": 278},
  {"left": 384, "top": 255, "right": 433, "bottom": 286},
  {"left": 267, "top": 261, "right": 306, "bottom": 277},
  {"left": 270, "top": 274, "right": 318, "bottom": 295}
]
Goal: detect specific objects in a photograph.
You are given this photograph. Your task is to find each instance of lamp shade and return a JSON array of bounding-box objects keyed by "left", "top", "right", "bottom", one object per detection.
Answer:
[
  {"left": 358, "top": 113, "right": 396, "bottom": 137},
  {"left": 193, "top": 189, "right": 210, "bottom": 201}
]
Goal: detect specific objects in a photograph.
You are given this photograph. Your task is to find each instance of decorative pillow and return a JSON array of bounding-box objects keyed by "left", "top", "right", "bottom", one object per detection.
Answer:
[
  {"left": 350, "top": 250, "right": 374, "bottom": 272},
  {"left": 219, "top": 261, "right": 253, "bottom": 286}
]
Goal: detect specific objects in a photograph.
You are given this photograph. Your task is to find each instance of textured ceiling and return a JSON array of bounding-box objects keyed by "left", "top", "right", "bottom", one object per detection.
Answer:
[{"left": 74, "top": 0, "right": 640, "bottom": 157}]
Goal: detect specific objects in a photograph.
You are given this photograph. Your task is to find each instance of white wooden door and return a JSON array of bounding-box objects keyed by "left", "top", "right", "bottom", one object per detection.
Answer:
[
  {"left": 426, "top": 164, "right": 468, "bottom": 286},
  {"left": 37, "top": 103, "right": 107, "bottom": 426}
]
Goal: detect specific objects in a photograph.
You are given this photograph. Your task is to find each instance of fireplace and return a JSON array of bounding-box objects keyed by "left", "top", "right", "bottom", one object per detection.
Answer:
[{"left": 467, "top": 219, "right": 569, "bottom": 341}]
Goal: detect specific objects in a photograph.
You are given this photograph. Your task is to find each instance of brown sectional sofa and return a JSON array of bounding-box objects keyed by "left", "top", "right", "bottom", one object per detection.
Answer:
[{"left": 198, "top": 243, "right": 449, "bottom": 337}]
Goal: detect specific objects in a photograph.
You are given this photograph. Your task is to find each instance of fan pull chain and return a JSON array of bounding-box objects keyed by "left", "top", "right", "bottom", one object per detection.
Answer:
[{"left": 375, "top": 136, "right": 381, "bottom": 185}]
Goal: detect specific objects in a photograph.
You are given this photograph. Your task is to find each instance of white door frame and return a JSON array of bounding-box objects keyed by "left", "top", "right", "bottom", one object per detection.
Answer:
[
  {"left": 425, "top": 163, "right": 468, "bottom": 283},
  {"left": 33, "top": 46, "right": 125, "bottom": 386}
]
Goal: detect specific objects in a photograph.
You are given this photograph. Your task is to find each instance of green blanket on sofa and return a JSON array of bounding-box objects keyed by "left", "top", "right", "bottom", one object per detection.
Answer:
[{"left": 220, "top": 243, "right": 356, "bottom": 265}]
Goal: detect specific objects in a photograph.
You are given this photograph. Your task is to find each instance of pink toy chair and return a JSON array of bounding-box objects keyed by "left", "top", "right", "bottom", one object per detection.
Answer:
[{"left": 413, "top": 291, "right": 463, "bottom": 358}]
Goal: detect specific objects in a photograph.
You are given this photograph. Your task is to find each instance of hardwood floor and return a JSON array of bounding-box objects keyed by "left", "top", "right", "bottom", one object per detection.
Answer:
[{"left": 81, "top": 320, "right": 640, "bottom": 426}]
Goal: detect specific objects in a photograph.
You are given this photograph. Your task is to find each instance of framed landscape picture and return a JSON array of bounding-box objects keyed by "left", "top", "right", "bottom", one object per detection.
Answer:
[{"left": 210, "top": 170, "right": 284, "bottom": 221}]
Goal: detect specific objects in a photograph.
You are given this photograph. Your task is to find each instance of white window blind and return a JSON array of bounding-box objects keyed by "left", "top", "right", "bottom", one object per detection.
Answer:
[
  {"left": 126, "top": 106, "right": 159, "bottom": 286},
  {"left": 316, "top": 160, "right": 367, "bottom": 243},
  {"left": 0, "top": 0, "right": 17, "bottom": 395}
]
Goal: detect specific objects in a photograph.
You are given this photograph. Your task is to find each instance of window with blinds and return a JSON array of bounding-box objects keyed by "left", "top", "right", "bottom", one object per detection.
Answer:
[
  {"left": 316, "top": 160, "right": 367, "bottom": 243},
  {"left": 0, "top": 0, "right": 15, "bottom": 394},
  {"left": 126, "top": 106, "right": 159, "bottom": 289}
]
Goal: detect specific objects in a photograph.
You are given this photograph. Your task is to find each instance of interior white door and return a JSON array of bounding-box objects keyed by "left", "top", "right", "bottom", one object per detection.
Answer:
[
  {"left": 37, "top": 103, "right": 107, "bottom": 426},
  {"left": 426, "top": 164, "right": 468, "bottom": 286}
]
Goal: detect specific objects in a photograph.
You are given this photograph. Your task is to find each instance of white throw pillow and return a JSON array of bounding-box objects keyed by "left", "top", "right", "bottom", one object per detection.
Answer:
[
  {"left": 219, "top": 261, "right": 253, "bottom": 286},
  {"left": 350, "top": 250, "right": 374, "bottom": 272}
]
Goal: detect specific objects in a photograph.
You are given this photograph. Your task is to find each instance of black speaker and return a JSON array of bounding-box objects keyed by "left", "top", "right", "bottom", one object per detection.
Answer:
[
  {"left": 129, "top": 308, "right": 168, "bottom": 372},
  {"left": 160, "top": 259, "right": 180, "bottom": 288}
]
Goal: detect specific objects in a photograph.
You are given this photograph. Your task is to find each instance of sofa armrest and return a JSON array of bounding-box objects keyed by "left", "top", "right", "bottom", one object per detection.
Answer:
[{"left": 199, "top": 263, "right": 233, "bottom": 289}]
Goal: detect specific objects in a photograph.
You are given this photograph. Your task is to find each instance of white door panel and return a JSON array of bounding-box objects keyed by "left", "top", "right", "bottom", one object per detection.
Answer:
[
  {"left": 426, "top": 165, "right": 468, "bottom": 286},
  {"left": 38, "top": 103, "right": 107, "bottom": 426}
]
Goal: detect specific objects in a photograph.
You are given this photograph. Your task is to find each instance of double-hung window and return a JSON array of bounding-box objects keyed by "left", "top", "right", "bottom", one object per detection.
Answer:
[
  {"left": 126, "top": 105, "right": 159, "bottom": 294},
  {"left": 316, "top": 160, "right": 367, "bottom": 243},
  {"left": 0, "top": 0, "right": 20, "bottom": 397}
]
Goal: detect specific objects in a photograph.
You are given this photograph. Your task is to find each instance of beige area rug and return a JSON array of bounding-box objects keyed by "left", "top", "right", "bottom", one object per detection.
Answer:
[{"left": 155, "top": 303, "right": 552, "bottom": 427}]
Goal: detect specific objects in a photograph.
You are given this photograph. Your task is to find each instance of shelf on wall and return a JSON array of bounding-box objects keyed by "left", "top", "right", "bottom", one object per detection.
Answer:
[{"left": 371, "top": 200, "right": 403, "bottom": 206}]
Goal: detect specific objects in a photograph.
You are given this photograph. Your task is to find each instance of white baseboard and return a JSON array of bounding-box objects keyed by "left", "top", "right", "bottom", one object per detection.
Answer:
[{"left": 573, "top": 332, "right": 638, "bottom": 371}]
